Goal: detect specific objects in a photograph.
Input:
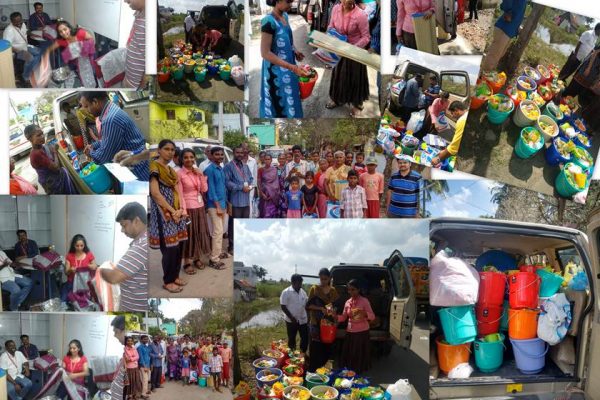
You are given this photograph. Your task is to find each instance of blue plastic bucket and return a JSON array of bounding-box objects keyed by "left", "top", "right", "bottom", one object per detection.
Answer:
[
  {"left": 437, "top": 305, "right": 477, "bottom": 345},
  {"left": 499, "top": 300, "right": 509, "bottom": 331},
  {"left": 253, "top": 357, "right": 278, "bottom": 375},
  {"left": 573, "top": 133, "right": 592, "bottom": 150},
  {"left": 545, "top": 137, "right": 571, "bottom": 166},
  {"left": 80, "top": 164, "right": 112, "bottom": 194},
  {"left": 515, "top": 127, "right": 543, "bottom": 159},
  {"left": 256, "top": 368, "right": 283, "bottom": 388},
  {"left": 487, "top": 94, "right": 514, "bottom": 125},
  {"left": 198, "top": 376, "right": 207, "bottom": 387},
  {"left": 510, "top": 338, "right": 548, "bottom": 374},
  {"left": 536, "top": 269, "right": 564, "bottom": 297},
  {"left": 474, "top": 334, "right": 505, "bottom": 373}
]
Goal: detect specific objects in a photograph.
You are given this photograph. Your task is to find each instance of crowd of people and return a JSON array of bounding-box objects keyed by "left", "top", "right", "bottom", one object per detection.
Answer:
[
  {"left": 1, "top": 1, "right": 145, "bottom": 88},
  {"left": 0, "top": 202, "right": 148, "bottom": 312}
]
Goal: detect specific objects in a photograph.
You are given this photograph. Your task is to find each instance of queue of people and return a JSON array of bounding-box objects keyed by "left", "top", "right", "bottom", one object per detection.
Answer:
[{"left": 1, "top": 0, "right": 145, "bottom": 88}]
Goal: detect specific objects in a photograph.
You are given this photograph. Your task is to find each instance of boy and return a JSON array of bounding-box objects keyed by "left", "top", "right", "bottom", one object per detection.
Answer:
[
  {"left": 359, "top": 157, "right": 384, "bottom": 218},
  {"left": 191, "top": 23, "right": 226, "bottom": 54},
  {"left": 353, "top": 152, "right": 367, "bottom": 175},
  {"left": 308, "top": 151, "right": 320, "bottom": 173},
  {"left": 424, "top": 75, "right": 441, "bottom": 107},
  {"left": 209, "top": 346, "right": 223, "bottom": 392},
  {"left": 220, "top": 342, "right": 232, "bottom": 387},
  {"left": 340, "top": 170, "right": 367, "bottom": 218}
]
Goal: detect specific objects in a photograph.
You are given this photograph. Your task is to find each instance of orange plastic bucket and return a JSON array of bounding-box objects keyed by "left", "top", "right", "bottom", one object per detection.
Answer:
[
  {"left": 299, "top": 72, "right": 318, "bottom": 100},
  {"left": 470, "top": 95, "right": 487, "bottom": 110},
  {"left": 436, "top": 336, "right": 471, "bottom": 375},
  {"left": 508, "top": 308, "right": 539, "bottom": 340}
]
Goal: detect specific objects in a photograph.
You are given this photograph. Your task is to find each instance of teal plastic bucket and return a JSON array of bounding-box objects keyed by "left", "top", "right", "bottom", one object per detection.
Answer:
[
  {"left": 572, "top": 146, "right": 593, "bottom": 172},
  {"left": 437, "top": 305, "right": 477, "bottom": 345},
  {"left": 499, "top": 300, "right": 509, "bottom": 331},
  {"left": 474, "top": 333, "right": 505, "bottom": 373},
  {"left": 555, "top": 163, "right": 585, "bottom": 198},
  {"left": 536, "top": 269, "right": 564, "bottom": 297},
  {"left": 487, "top": 94, "right": 514, "bottom": 124},
  {"left": 198, "top": 376, "right": 207, "bottom": 387},
  {"left": 194, "top": 68, "right": 207, "bottom": 83},
  {"left": 515, "top": 127, "right": 543, "bottom": 159},
  {"left": 80, "top": 164, "right": 112, "bottom": 194},
  {"left": 172, "top": 67, "right": 184, "bottom": 80}
]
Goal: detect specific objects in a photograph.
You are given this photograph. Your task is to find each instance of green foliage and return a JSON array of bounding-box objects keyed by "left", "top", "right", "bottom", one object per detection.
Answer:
[
  {"left": 224, "top": 131, "right": 258, "bottom": 152},
  {"left": 538, "top": 8, "right": 580, "bottom": 46},
  {"left": 148, "top": 326, "right": 163, "bottom": 337},
  {"left": 178, "top": 298, "right": 233, "bottom": 337},
  {"left": 256, "top": 281, "right": 289, "bottom": 298},
  {"left": 252, "top": 265, "right": 268, "bottom": 280},
  {"left": 150, "top": 113, "right": 208, "bottom": 142}
]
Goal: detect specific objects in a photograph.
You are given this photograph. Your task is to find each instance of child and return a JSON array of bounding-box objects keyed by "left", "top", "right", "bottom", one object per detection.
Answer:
[
  {"left": 309, "top": 151, "right": 320, "bottom": 173},
  {"left": 209, "top": 346, "right": 223, "bottom": 393},
  {"left": 220, "top": 342, "right": 232, "bottom": 387},
  {"left": 359, "top": 157, "right": 384, "bottom": 218},
  {"left": 190, "top": 349, "right": 198, "bottom": 380},
  {"left": 314, "top": 159, "right": 329, "bottom": 218},
  {"left": 180, "top": 348, "right": 191, "bottom": 385},
  {"left": 340, "top": 170, "right": 367, "bottom": 218},
  {"left": 353, "top": 152, "right": 367, "bottom": 175},
  {"left": 424, "top": 75, "right": 441, "bottom": 107},
  {"left": 301, "top": 171, "right": 319, "bottom": 217},
  {"left": 191, "top": 23, "right": 225, "bottom": 54},
  {"left": 286, "top": 176, "right": 304, "bottom": 218}
]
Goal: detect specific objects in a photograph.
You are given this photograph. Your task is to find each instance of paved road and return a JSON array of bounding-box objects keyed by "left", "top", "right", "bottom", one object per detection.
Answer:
[
  {"left": 149, "top": 379, "right": 234, "bottom": 400},
  {"left": 248, "top": 13, "right": 380, "bottom": 119},
  {"left": 149, "top": 248, "right": 233, "bottom": 299}
]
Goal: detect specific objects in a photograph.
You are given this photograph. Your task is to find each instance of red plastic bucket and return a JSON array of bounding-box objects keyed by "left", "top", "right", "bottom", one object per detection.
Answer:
[
  {"left": 519, "top": 265, "right": 536, "bottom": 273},
  {"left": 476, "top": 304, "right": 503, "bottom": 336},
  {"left": 509, "top": 272, "right": 540, "bottom": 309},
  {"left": 299, "top": 72, "right": 318, "bottom": 100},
  {"left": 478, "top": 272, "right": 506, "bottom": 306},
  {"left": 320, "top": 321, "right": 336, "bottom": 344}
]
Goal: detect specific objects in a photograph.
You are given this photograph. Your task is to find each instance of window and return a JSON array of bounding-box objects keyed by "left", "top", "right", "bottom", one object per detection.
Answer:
[
  {"left": 0, "top": 197, "right": 51, "bottom": 250},
  {"left": 556, "top": 247, "right": 582, "bottom": 270},
  {"left": 166, "top": 110, "right": 176, "bottom": 120},
  {"left": 441, "top": 74, "right": 468, "bottom": 97}
]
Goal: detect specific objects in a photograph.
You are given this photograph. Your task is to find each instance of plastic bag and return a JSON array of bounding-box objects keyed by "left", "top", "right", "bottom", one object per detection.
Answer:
[
  {"left": 448, "top": 363, "right": 473, "bottom": 379},
  {"left": 96, "top": 48, "right": 127, "bottom": 87},
  {"left": 228, "top": 55, "right": 243, "bottom": 67},
  {"left": 326, "top": 201, "right": 340, "bottom": 219},
  {"left": 538, "top": 293, "right": 571, "bottom": 345},
  {"left": 30, "top": 50, "right": 51, "bottom": 88},
  {"left": 312, "top": 28, "right": 347, "bottom": 67},
  {"left": 386, "top": 378, "right": 412, "bottom": 399},
  {"left": 569, "top": 270, "right": 588, "bottom": 291},
  {"left": 231, "top": 65, "right": 245, "bottom": 86},
  {"left": 430, "top": 250, "right": 480, "bottom": 306},
  {"left": 406, "top": 109, "right": 426, "bottom": 133},
  {"left": 32, "top": 251, "right": 63, "bottom": 271}
]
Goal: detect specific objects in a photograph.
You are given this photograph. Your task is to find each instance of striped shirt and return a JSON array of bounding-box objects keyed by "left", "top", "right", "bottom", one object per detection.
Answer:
[
  {"left": 341, "top": 185, "right": 367, "bottom": 218},
  {"left": 387, "top": 170, "right": 421, "bottom": 217},
  {"left": 116, "top": 231, "right": 148, "bottom": 312},
  {"left": 90, "top": 102, "right": 149, "bottom": 181},
  {"left": 209, "top": 354, "right": 223, "bottom": 373},
  {"left": 124, "top": 10, "right": 146, "bottom": 89},
  {"left": 110, "top": 358, "right": 125, "bottom": 400}
]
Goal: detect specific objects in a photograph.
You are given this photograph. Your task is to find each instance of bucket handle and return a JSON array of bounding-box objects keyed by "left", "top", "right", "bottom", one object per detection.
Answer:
[
  {"left": 441, "top": 308, "right": 476, "bottom": 327},
  {"left": 506, "top": 309, "right": 539, "bottom": 323},
  {"left": 515, "top": 342, "right": 549, "bottom": 359},
  {"left": 476, "top": 309, "right": 505, "bottom": 325},
  {"left": 508, "top": 275, "right": 541, "bottom": 294}
]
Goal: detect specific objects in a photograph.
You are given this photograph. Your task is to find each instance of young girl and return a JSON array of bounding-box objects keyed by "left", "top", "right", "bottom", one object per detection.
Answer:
[
  {"left": 180, "top": 348, "right": 191, "bottom": 385},
  {"left": 286, "top": 176, "right": 303, "bottom": 218},
  {"left": 314, "top": 159, "right": 329, "bottom": 218},
  {"left": 124, "top": 337, "right": 143, "bottom": 400},
  {"left": 301, "top": 171, "right": 319, "bottom": 217}
]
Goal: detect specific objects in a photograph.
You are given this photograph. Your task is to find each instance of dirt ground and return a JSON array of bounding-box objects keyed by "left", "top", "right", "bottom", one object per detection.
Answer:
[
  {"left": 149, "top": 379, "right": 234, "bottom": 400},
  {"left": 455, "top": 9, "right": 495, "bottom": 54}
]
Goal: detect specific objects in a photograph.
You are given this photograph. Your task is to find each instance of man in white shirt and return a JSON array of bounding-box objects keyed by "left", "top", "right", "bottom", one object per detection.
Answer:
[
  {"left": 1, "top": 340, "right": 32, "bottom": 400},
  {"left": 280, "top": 274, "right": 309, "bottom": 353},
  {"left": 284, "top": 145, "right": 309, "bottom": 187},
  {"left": 242, "top": 142, "right": 258, "bottom": 217},
  {"left": 199, "top": 145, "right": 214, "bottom": 172},
  {"left": 0, "top": 250, "right": 33, "bottom": 311},
  {"left": 559, "top": 23, "right": 600, "bottom": 80},
  {"left": 184, "top": 12, "right": 196, "bottom": 44},
  {"left": 2, "top": 12, "right": 42, "bottom": 82}
]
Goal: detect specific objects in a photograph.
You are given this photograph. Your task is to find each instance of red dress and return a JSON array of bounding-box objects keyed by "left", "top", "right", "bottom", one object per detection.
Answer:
[{"left": 63, "top": 355, "right": 88, "bottom": 385}]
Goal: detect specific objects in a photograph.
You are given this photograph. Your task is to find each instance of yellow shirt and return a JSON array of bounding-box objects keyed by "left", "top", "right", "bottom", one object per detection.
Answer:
[
  {"left": 446, "top": 113, "right": 467, "bottom": 156},
  {"left": 325, "top": 165, "right": 351, "bottom": 201}
]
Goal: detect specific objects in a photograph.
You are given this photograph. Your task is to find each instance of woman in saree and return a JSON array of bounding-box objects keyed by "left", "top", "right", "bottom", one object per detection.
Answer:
[
  {"left": 258, "top": 154, "right": 282, "bottom": 218},
  {"left": 166, "top": 338, "right": 180, "bottom": 381},
  {"left": 24, "top": 124, "right": 78, "bottom": 194},
  {"left": 149, "top": 140, "right": 189, "bottom": 294},
  {"left": 259, "top": 0, "right": 310, "bottom": 118},
  {"left": 563, "top": 47, "right": 600, "bottom": 131},
  {"left": 45, "top": 20, "right": 97, "bottom": 87},
  {"left": 277, "top": 153, "right": 289, "bottom": 217},
  {"left": 326, "top": 0, "right": 371, "bottom": 117},
  {"left": 324, "top": 151, "right": 352, "bottom": 205},
  {"left": 314, "top": 159, "right": 329, "bottom": 218}
]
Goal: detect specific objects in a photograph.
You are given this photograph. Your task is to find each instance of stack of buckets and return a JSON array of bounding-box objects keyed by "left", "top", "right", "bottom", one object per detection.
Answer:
[
  {"left": 436, "top": 303, "right": 477, "bottom": 375},
  {"left": 473, "top": 271, "right": 507, "bottom": 373},
  {"left": 508, "top": 267, "right": 548, "bottom": 374}
]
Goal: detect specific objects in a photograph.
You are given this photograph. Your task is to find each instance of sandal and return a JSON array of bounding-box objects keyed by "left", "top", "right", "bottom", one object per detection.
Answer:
[
  {"left": 219, "top": 252, "right": 229, "bottom": 259},
  {"left": 194, "top": 260, "right": 206, "bottom": 270},
  {"left": 209, "top": 261, "right": 226, "bottom": 270},
  {"left": 325, "top": 101, "right": 339, "bottom": 109},
  {"left": 163, "top": 284, "right": 183, "bottom": 293},
  {"left": 174, "top": 278, "right": 188, "bottom": 286},
  {"left": 184, "top": 265, "right": 197, "bottom": 275}
]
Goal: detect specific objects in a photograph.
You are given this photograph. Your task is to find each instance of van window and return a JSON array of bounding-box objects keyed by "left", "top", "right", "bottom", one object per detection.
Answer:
[
  {"left": 555, "top": 247, "right": 582, "bottom": 270},
  {"left": 441, "top": 74, "right": 468, "bottom": 97},
  {"left": 120, "top": 91, "right": 149, "bottom": 103}
]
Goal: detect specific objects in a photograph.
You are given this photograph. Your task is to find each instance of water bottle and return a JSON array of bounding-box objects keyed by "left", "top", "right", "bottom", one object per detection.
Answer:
[{"left": 69, "top": 151, "right": 80, "bottom": 172}]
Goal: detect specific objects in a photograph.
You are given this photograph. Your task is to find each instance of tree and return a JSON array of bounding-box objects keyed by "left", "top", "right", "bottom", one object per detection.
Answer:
[
  {"left": 252, "top": 265, "right": 268, "bottom": 281},
  {"left": 224, "top": 131, "right": 258, "bottom": 152},
  {"left": 499, "top": 3, "right": 545, "bottom": 76},
  {"left": 163, "top": 317, "right": 176, "bottom": 324},
  {"left": 148, "top": 326, "right": 163, "bottom": 338},
  {"left": 421, "top": 180, "right": 450, "bottom": 218}
]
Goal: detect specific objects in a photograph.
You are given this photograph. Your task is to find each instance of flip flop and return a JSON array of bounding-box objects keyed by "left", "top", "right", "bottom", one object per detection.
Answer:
[
  {"left": 194, "top": 260, "right": 206, "bottom": 270},
  {"left": 219, "top": 252, "right": 229, "bottom": 259},
  {"left": 325, "top": 101, "right": 339, "bottom": 109},
  {"left": 174, "top": 278, "right": 188, "bottom": 286},
  {"left": 163, "top": 284, "right": 183, "bottom": 293},
  {"left": 184, "top": 265, "right": 197, "bottom": 275}
]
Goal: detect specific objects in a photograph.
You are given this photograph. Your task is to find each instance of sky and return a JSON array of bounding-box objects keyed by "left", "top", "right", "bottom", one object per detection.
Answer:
[
  {"left": 159, "top": 0, "right": 233, "bottom": 13},
  {"left": 234, "top": 219, "right": 429, "bottom": 281},
  {"left": 157, "top": 298, "right": 204, "bottom": 321},
  {"left": 425, "top": 179, "right": 501, "bottom": 219}
]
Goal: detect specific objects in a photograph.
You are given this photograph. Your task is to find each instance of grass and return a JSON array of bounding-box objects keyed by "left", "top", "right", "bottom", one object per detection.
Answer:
[
  {"left": 256, "top": 281, "right": 290, "bottom": 298},
  {"left": 538, "top": 8, "right": 580, "bottom": 46},
  {"left": 162, "top": 13, "right": 186, "bottom": 32},
  {"left": 521, "top": 32, "right": 567, "bottom": 68}
]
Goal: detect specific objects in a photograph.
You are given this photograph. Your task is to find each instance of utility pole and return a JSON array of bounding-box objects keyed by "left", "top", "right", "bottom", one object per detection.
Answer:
[{"left": 218, "top": 102, "right": 224, "bottom": 142}]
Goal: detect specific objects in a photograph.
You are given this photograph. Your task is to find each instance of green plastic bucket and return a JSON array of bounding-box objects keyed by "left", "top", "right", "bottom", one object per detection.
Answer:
[
  {"left": 198, "top": 376, "right": 207, "bottom": 387},
  {"left": 474, "top": 333, "right": 505, "bottom": 373},
  {"left": 438, "top": 305, "right": 477, "bottom": 345},
  {"left": 172, "top": 67, "right": 184, "bottom": 80},
  {"left": 515, "top": 127, "right": 543, "bottom": 159},
  {"left": 194, "top": 68, "right": 207, "bottom": 83},
  {"left": 499, "top": 300, "right": 509, "bottom": 331},
  {"left": 219, "top": 68, "right": 231, "bottom": 81},
  {"left": 305, "top": 373, "right": 329, "bottom": 389},
  {"left": 543, "top": 102, "right": 563, "bottom": 122},
  {"left": 572, "top": 146, "right": 593, "bottom": 172},
  {"left": 487, "top": 94, "right": 514, "bottom": 124},
  {"left": 555, "top": 163, "right": 585, "bottom": 198},
  {"left": 537, "top": 269, "right": 564, "bottom": 297}
]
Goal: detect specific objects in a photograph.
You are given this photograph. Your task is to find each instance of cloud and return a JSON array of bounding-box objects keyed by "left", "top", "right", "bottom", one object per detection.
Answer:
[
  {"left": 235, "top": 220, "right": 429, "bottom": 280},
  {"left": 160, "top": 0, "right": 232, "bottom": 13},
  {"left": 158, "top": 299, "right": 204, "bottom": 321}
]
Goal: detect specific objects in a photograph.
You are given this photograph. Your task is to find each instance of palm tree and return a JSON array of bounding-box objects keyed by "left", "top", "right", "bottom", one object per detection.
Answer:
[{"left": 421, "top": 179, "right": 450, "bottom": 217}]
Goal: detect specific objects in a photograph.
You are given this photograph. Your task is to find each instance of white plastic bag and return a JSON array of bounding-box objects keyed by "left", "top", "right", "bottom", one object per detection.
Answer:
[
  {"left": 538, "top": 293, "right": 571, "bottom": 345},
  {"left": 386, "top": 378, "right": 412, "bottom": 400},
  {"left": 96, "top": 48, "right": 127, "bottom": 86},
  {"left": 430, "top": 250, "right": 480, "bottom": 306},
  {"left": 448, "top": 363, "right": 473, "bottom": 379},
  {"left": 228, "top": 55, "right": 243, "bottom": 67},
  {"left": 406, "top": 109, "right": 426, "bottom": 133},
  {"left": 231, "top": 65, "right": 245, "bottom": 86}
]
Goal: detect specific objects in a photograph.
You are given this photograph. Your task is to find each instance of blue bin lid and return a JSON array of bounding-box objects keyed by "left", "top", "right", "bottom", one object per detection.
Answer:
[
  {"left": 0, "top": 39, "right": 11, "bottom": 52},
  {"left": 0, "top": 368, "right": 5, "bottom": 377}
]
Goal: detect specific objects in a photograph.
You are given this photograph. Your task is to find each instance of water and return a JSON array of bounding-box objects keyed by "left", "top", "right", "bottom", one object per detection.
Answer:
[
  {"left": 163, "top": 26, "right": 185, "bottom": 36},
  {"left": 535, "top": 25, "right": 576, "bottom": 57},
  {"left": 238, "top": 308, "right": 283, "bottom": 329}
]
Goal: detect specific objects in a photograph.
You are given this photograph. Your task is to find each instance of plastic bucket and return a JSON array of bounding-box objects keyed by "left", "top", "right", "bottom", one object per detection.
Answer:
[
  {"left": 572, "top": 146, "right": 593, "bottom": 172},
  {"left": 436, "top": 336, "right": 471, "bottom": 375},
  {"left": 262, "top": 349, "right": 285, "bottom": 367},
  {"left": 256, "top": 368, "right": 283, "bottom": 388},
  {"left": 478, "top": 272, "right": 506, "bottom": 306},
  {"left": 207, "top": 64, "right": 219, "bottom": 75},
  {"left": 184, "top": 61, "right": 196, "bottom": 74},
  {"left": 510, "top": 338, "right": 548, "bottom": 374},
  {"left": 219, "top": 68, "right": 231, "bottom": 81},
  {"left": 470, "top": 95, "right": 487, "bottom": 110},
  {"left": 543, "top": 102, "right": 564, "bottom": 122},
  {"left": 299, "top": 72, "right": 319, "bottom": 100},
  {"left": 310, "top": 385, "right": 339, "bottom": 400},
  {"left": 499, "top": 300, "right": 509, "bottom": 331},
  {"left": 508, "top": 308, "right": 539, "bottom": 340},
  {"left": 545, "top": 137, "right": 571, "bottom": 166},
  {"left": 437, "top": 305, "right": 477, "bottom": 345},
  {"left": 304, "top": 374, "right": 329, "bottom": 390},
  {"left": 474, "top": 334, "right": 505, "bottom": 373},
  {"left": 536, "top": 269, "right": 564, "bottom": 297},
  {"left": 519, "top": 265, "right": 537, "bottom": 273},
  {"left": 573, "top": 133, "right": 592, "bottom": 150},
  {"left": 253, "top": 357, "right": 278, "bottom": 374},
  {"left": 320, "top": 323, "right": 337, "bottom": 344},
  {"left": 515, "top": 127, "right": 543, "bottom": 159},
  {"left": 556, "top": 163, "right": 586, "bottom": 198},
  {"left": 80, "top": 164, "right": 112, "bottom": 194},
  {"left": 508, "top": 272, "right": 540, "bottom": 309},
  {"left": 172, "top": 67, "right": 184, "bottom": 80},
  {"left": 198, "top": 376, "right": 207, "bottom": 387},
  {"left": 194, "top": 68, "right": 207, "bottom": 83},
  {"left": 512, "top": 100, "right": 540, "bottom": 127},
  {"left": 487, "top": 94, "right": 514, "bottom": 124},
  {"left": 517, "top": 75, "right": 537, "bottom": 93},
  {"left": 157, "top": 71, "right": 170, "bottom": 84},
  {"left": 476, "top": 304, "right": 503, "bottom": 336},
  {"left": 471, "top": 81, "right": 491, "bottom": 110},
  {"left": 536, "top": 115, "right": 559, "bottom": 142}
]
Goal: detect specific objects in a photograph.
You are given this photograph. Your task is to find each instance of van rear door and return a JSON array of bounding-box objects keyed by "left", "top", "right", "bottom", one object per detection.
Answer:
[
  {"left": 440, "top": 70, "right": 470, "bottom": 104},
  {"left": 385, "top": 249, "right": 416, "bottom": 350},
  {"left": 584, "top": 210, "right": 600, "bottom": 399}
]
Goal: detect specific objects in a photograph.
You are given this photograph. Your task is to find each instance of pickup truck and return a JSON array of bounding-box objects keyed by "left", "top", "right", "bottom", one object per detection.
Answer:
[{"left": 429, "top": 217, "right": 599, "bottom": 400}]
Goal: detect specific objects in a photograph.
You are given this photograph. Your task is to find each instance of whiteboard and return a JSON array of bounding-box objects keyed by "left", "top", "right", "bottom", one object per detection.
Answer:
[
  {"left": 62, "top": 314, "right": 123, "bottom": 357},
  {"left": 74, "top": 0, "right": 122, "bottom": 42}
]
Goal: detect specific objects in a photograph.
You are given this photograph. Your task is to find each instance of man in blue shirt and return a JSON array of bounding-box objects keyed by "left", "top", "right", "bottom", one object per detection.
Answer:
[
  {"left": 18, "top": 335, "right": 39, "bottom": 360},
  {"left": 481, "top": 0, "right": 527, "bottom": 71},
  {"left": 386, "top": 155, "right": 421, "bottom": 218},
  {"left": 401, "top": 74, "right": 424, "bottom": 124},
  {"left": 204, "top": 147, "right": 228, "bottom": 269},
  {"left": 137, "top": 335, "right": 151, "bottom": 396},
  {"left": 149, "top": 336, "right": 164, "bottom": 392},
  {"left": 224, "top": 145, "right": 253, "bottom": 255},
  {"left": 424, "top": 75, "right": 441, "bottom": 106},
  {"left": 14, "top": 230, "right": 40, "bottom": 261},
  {"left": 28, "top": 2, "right": 52, "bottom": 30}
]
